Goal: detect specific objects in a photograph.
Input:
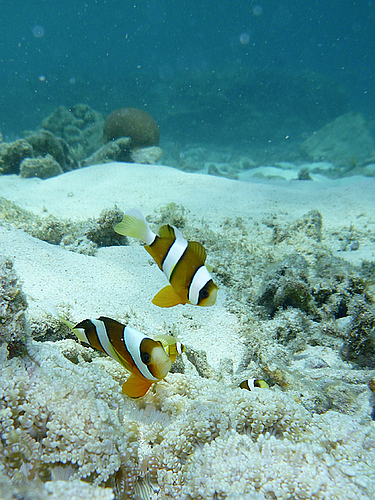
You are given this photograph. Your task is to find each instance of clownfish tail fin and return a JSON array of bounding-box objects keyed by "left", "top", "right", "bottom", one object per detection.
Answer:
[
  {"left": 114, "top": 209, "right": 155, "bottom": 245},
  {"left": 46, "top": 303, "right": 84, "bottom": 340}
]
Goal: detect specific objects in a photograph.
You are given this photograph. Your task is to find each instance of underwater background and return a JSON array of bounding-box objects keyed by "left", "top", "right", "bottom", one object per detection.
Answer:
[{"left": 1, "top": 0, "right": 375, "bottom": 160}]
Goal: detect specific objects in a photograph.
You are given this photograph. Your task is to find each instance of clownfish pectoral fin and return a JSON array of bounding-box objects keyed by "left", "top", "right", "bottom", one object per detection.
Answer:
[
  {"left": 189, "top": 241, "right": 207, "bottom": 263},
  {"left": 121, "top": 374, "right": 154, "bottom": 398},
  {"left": 152, "top": 285, "right": 186, "bottom": 308},
  {"left": 114, "top": 209, "right": 155, "bottom": 245}
]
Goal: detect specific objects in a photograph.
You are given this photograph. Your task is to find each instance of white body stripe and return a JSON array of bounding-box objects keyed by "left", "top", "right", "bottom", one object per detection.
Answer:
[
  {"left": 162, "top": 227, "right": 188, "bottom": 280},
  {"left": 188, "top": 265, "right": 212, "bottom": 305},
  {"left": 247, "top": 379, "right": 256, "bottom": 390},
  {"left": 123, "top": 326, "right": 159, "bottom": 381},
  {"left": 176, "top": 342, "right": 184, "bottom": 355},
  {"left": 76, "top": 328, "right": 90, "bottom": 344},
  {"left": 91, "top": 319, "right": 122, "bottom": 363}
]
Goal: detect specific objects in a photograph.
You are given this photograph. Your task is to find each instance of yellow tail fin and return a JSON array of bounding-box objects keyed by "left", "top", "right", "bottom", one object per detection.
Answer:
[
  {"left": 114, "top": 209, "right": 155, "bottom": 244},
  {"left": 152, "top": 285, "right": 186, "bottom": 308}
]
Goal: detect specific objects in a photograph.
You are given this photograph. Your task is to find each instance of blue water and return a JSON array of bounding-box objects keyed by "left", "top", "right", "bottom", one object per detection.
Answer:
[{"left": 1, "top": 0, "right": 374, "bottom": 148}]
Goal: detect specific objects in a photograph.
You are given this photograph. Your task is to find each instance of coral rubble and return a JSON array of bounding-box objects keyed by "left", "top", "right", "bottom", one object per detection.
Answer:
[
  {"left": 0, "top": 139, "right": 33, "bottom": 175},
  {"left": 300, "top": 112, "right": 375, "bottom": 170},
  {"left": 0, "top": 255, "right": 28, "bottom": 348},
  {"left": 81, "top": 137, "right": 133, "bottom": 167},
  {"left": 41, "top": 104, "right": 105, "bottom": 161},
  {"left": 0, "top": 130, "right": 76, "bottom": 179},
  {"left": 0, "top": 199, "right": 125, "bottom": 256},
  {"left": 25, "top": 130, "right": 76, "bottom": 172},
  {"left": 20, "top": 154, "right": 64, "bottom": 179},
  {"left": 1, "top": 200, "right": 375, "bottom": 499}
]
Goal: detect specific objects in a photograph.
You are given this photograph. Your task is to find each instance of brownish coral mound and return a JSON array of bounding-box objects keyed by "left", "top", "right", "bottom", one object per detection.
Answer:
[{"left": 103, "top": 107, "right": 159, "bottom": 148}]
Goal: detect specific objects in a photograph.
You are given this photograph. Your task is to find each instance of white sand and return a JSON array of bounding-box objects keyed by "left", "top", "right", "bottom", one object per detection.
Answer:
[
  {"left": 1, "top": 162, "right": 374, "bottom": 369},
  {"left": 0, "top": 162, "right": 373, "bottom": 226}
]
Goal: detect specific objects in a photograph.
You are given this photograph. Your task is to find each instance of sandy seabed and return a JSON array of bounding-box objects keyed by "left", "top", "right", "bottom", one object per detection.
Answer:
[
  {"left": 0, "top": 162, "right": 374, "bottom": 366},
  {"left": 1, "top": 162, "right": 375, "bottom": 500}
]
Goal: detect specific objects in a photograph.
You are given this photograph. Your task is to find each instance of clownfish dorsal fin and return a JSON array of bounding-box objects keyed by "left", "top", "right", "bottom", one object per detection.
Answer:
[
  {"left": 158, "top": 224, "right": 176, "bottom": 241},
  {"left": 97, "top": 316, "right": 123, "bottom": 328},
  {"left": 189, "top": 241, "right": 207, "bottom": 263},
  {"left": 122, "top": 374, "right": 154, "bottom": 398},
  {"left": 114, "top": 209, "right": 155, "bottom": 245},
  {"left": 152, "top": 285, "right": 186, "bottom": 308}
]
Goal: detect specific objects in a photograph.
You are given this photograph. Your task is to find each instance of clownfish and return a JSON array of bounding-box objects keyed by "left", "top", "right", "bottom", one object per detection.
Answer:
[
  {"left": 63, "top": 315, "right": 183, "bottom": 398},
  {"left": 114, "top": 209, "right": 218, "bottom": 308},
  {"left": 239, "top": 379, "right": 270, "bottom": 391}
]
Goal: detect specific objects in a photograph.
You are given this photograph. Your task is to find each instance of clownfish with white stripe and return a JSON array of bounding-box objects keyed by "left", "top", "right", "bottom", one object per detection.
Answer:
[
  {"left": 114, "top": 209, "right": 218, "bottom": 308},
  {"left": 239, "top": 379, "right": 270, "bottom": 391},
  {"left": 60, "top": 315, "right": 184, "bottom": 398}
]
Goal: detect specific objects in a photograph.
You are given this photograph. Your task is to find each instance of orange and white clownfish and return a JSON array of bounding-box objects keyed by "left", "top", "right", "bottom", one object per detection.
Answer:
[
  {"left": 114, "top": 209, "right": 218, "bottom": 308},
  {"left": 65, "top": 315, "right": 183, "bottom": 398},
  {"left": 239, "top": 379, "right": 269, "bottom": 391}
]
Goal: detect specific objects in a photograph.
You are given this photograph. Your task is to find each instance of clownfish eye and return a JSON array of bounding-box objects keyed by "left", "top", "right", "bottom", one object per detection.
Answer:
[
  {"left": 141, "top": 351, "right": 151, "bottom": 364},
  {"left": 201, "top": 289, "right": 209, "bottom": 299}
]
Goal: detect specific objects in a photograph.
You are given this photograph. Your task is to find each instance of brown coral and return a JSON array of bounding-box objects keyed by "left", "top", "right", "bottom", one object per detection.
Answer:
[
  {"left": 0, "top": 139, "right": 33, "bottom": 175},
  {"left": 103, "top": 108, "right": 159, "bottom": 148}
]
